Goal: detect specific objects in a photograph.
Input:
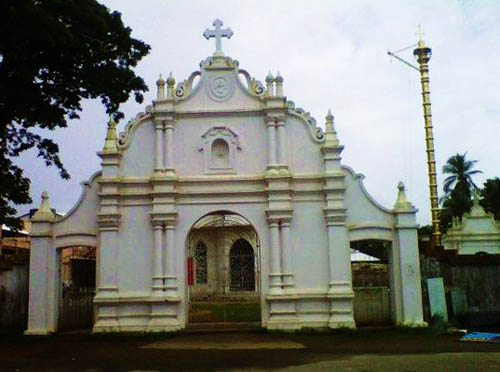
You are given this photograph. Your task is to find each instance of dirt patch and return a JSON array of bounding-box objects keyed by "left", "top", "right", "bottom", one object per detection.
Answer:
[
  {"left": 142, "top": 340, "right": 305, "bottom": 350},
  {"left": 229, "top": 352, "right": 500, "bottom": 372}
]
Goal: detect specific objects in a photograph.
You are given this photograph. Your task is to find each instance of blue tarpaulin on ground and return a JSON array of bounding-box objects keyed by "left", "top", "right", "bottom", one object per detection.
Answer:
[{"left": 460, "top": 332, "right": 500, "bottom": 343}]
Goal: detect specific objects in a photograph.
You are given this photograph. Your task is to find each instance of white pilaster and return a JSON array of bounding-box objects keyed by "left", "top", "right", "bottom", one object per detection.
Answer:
[
  {"left": 276, "top": 115, "right": 288, "bottom": 174},
  {"left": 165, "top": 224, "right": 178, "bottom": 297},
  {"left": 152, "top": 223, "right": 164, "bottom": 296},
  {"left": 268, "top": 221, "right": 282, "bottom": 295},
  {"left": 280, "top": 219, "right": 295, "bottom": 293},
  {"left": 165, "top": 120, "right": 175, "bottom": 176},
  {"left": 154, "top": 120, "right": 164, "bottom": 173},
  {"left": 265, "top": 116, "right": 278, "bottom": 175}
]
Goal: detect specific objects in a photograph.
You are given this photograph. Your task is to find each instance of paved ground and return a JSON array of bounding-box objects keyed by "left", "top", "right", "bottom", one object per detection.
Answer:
[{"left": 1, "top": 328, "right": 499, "bottom": 372}]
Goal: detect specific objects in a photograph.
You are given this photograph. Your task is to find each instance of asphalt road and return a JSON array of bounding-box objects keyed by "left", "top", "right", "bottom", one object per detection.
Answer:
[{"left": 1, "top": 329, "right": 499, "bottom": 372}]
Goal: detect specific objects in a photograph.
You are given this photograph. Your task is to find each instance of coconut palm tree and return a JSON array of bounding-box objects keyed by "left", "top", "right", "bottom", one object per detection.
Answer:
[
  {"left": 442, "top": 152, "right": 482, "bottom": 197},
  {"left": 439, "top": 153, "right": 482, "bottom": 230}
]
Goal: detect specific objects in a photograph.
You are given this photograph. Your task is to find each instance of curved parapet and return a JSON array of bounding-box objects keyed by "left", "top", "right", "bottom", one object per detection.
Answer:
[
  {"left": 117, "top": 112, "right": 152, "bottom": 150},
  {"left": 172, "top": 63, "right": 266, "bottom": 103},
  {"left": 286, "top": 100, "right": 325, "bottom": 143},
  {"left": 238, "top": 69, "right": 266, "bottom": 98},
  {"left": 53, "top": 171, "right": 101, "bottom": 244},
  {"left": 342, "top": 165, "right": 397, "bottom": 242},
  {"left": 173, "top": 70, "right": 202, "bottom": 101}
]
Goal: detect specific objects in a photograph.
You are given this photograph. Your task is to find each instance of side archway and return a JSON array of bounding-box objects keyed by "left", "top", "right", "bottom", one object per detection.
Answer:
[{"left": 350, "top": 239, "right": 392, "bottom": 326}]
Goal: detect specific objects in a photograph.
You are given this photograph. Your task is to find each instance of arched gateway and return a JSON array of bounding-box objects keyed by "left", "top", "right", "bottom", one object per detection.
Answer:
[
  {"left": 186, "top": 211, "right": 261, "bottom": 323},
  {"left": 26, "top": 20, "right": 426, "bottom": 334}
]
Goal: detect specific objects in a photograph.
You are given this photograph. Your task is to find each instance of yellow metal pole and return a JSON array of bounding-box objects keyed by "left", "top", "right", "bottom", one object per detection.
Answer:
[{"left": 413, "top": 36, "right": 441, "bottom": 248}]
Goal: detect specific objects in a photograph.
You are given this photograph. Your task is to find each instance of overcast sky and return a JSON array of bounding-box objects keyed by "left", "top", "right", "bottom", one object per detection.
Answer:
[{"left": 16, "top": 0, "right": 500, "bottom": 225}]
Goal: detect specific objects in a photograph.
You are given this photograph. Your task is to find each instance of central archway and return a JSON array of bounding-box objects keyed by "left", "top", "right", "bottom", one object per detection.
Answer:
[{"left": 186, "top": 211, "right": 261, "bottom": 324}]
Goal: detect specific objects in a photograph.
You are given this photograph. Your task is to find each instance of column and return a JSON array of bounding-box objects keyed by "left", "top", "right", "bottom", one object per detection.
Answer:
[
  {"left": 165, "top": 121, "right": 175, "bottom": 175},
  {"left": 269, "top": 221, "right": 282, "bottom": 294},
  {"left": 26, "top": 230, "right": 54, "bottom": 334},
  {"left": 276, "top": 115, "right": 288, "bottom": 170},
  {"left": 326, "top": 220, "right": 355, "bottom": 329},
  {"left": 152, "top": 223, "right": 164, "bottom": 296},
  {"left": 393, "top": 213, "right": 426, "bottom": 326},
  {"left": 94, "top": 224, "right": 120, "bottom": 330},
  {"left": 164, "top": 224, "right": 177, "bottom": 297},
  {"left": 154, "top": 120, "right": 164, "bottom": 173},
  {"left": 26, "top": 192, "right": 59, "bottom": 335},
  {"left": 265, "top": 116, "right": 278, "bottom": 173},
  {"left": 326, "top": 223, "right": 352, "bottom": 293},
  {"left": 389, "top": 237, "right": 403, "bottom": 324},
  {"left": 392, "top": 182, "right": 426, "bottom": 326},
  {"left": 280, "top": 219, "right": 294, "bottom": 292}
]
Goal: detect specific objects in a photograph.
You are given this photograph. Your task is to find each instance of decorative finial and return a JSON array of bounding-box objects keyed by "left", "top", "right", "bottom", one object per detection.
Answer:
[
  {"left": 323, "top": 109, "right": 340, "bottom": 147},
  {"left": 108, "top": 116, "right": 116, "bottom": 128},
  {"left": 32, "top": 191, "right": 55, "bottom": 222},
  {"left": 266, "top": 71, "right": 274, "bottom": 83},
  {"left": 167, "top": 72, "right": 175, "bottom": 86},
  {"left": 275, "top": 71, "right": 283, "bottom": 83},
  {"left": 265, "top": 71, "right": 275, "bottom": 97},
  {"left": 166, "top": 72, "right": 175, "bottom": 99},
  {"left": 326, "top": 109, "right": 334, "bottom": 123},
  {"left": 203, "top": 19, "right": 233, "bottom": 57},
  {"left": 103, "top": 116, "right": 118, "bottom": 152},
  {"left": 470, "top": 188, "right": 486, "bottom": 216},
  {"left": 275, "top": 71, "right": 284, "bottom": 97},
  {"left": 156, "top": 74, "right": 165, "bottom": 85},
  {"left": 156, "top": 74, "right": 165, "bottom": 101},
  {"left": 393, "top": 181, "right": 413, "bottom": 212}
]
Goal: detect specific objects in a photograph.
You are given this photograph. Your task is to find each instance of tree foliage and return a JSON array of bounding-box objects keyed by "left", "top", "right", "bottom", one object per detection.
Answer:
[
  {"left": 480, "top": 177, "right": 500, "bottom": 221},
  {"left": 440, "top": 153, "right": 482, "bottom": 230},
  {"left": 442, "top": 153, "right": 482, "bottom": 196},
  {"left": 0, "top": 0, "right": 150, "bottom": 230}
]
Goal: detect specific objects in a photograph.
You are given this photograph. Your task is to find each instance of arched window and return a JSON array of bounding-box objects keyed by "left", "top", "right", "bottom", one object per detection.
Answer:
[
  {"left": 229, "top": 239, "right": 255, "bottom": 291},
  {"left": 211, "top": 138, "right": 230, "bottom": 168},
  {"left": 195, "top": 241, "right": 207, "bottom": 284}
]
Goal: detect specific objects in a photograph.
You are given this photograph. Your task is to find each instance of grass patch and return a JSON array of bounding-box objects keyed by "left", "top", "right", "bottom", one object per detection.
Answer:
[{"left": 190, "top": 301, "right": 261, "bottom": 322}]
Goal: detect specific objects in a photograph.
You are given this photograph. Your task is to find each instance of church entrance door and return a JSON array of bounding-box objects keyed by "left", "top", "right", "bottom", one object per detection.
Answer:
[{"left": 186, "top": 211, "right": 261, "bottom": 325}]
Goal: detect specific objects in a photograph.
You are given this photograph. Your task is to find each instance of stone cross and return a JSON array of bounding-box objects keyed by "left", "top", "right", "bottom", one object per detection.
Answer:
[{"left": 203, "top": 19, "right": 233, "bottom": 56}]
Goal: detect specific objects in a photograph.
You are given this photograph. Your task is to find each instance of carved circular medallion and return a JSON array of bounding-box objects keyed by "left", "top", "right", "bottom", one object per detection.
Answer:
[{"left": 206, "top": 75, "right": 234, "bottom": 102}]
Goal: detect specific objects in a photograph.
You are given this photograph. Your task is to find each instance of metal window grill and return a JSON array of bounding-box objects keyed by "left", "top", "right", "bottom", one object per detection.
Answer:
[
  {"left": 229, "top": 239, "right": 255, "bottom": 291},
  {"left": 195, "top": 241, "right": 208, "bottom": 284}
]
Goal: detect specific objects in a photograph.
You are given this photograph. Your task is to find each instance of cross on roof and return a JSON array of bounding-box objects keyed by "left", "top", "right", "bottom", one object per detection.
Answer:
[{"left": 203, "top": 19, "right": 233, "bottom": 56}]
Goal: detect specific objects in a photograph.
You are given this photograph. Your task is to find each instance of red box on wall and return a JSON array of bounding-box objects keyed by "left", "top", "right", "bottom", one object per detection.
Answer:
[{"left": 187, "top": 257, "right": 194, "bottom": 286}]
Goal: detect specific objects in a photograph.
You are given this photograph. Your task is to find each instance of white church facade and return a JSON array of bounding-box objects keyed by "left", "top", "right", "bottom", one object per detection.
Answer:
[{"left": 26, "top": 20, "right": 426, "bottom": 334}]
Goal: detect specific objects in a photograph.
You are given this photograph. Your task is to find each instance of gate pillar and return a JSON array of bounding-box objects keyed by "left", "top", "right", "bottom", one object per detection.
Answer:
[
  {"left": 26, "top": 192, "right": 59, "bottom": 335},
  {"left": 392, "top": 182, "right": 427, "bottom": 326}
]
